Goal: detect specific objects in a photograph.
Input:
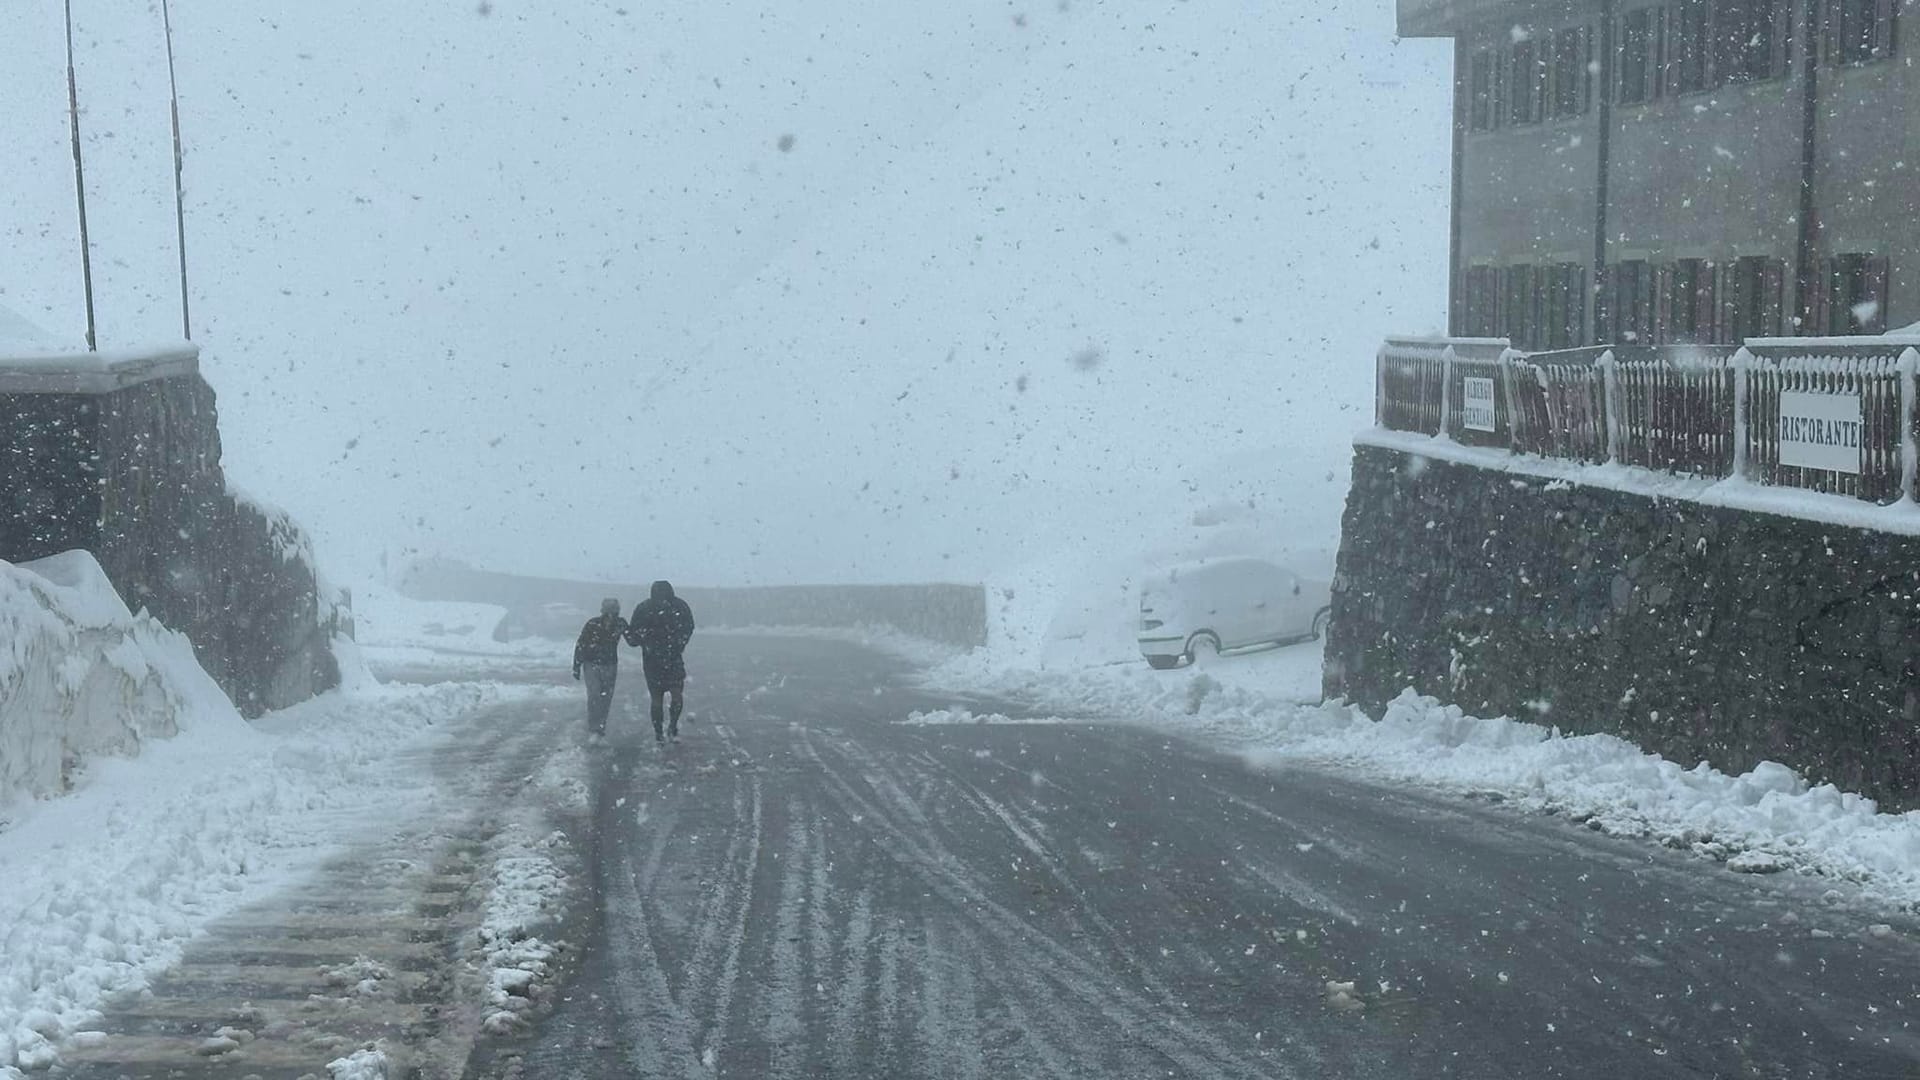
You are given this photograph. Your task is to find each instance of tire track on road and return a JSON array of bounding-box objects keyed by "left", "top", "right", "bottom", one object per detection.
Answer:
[{"left": 798, "top": 729, "right": 1292, "bottom": 1079}]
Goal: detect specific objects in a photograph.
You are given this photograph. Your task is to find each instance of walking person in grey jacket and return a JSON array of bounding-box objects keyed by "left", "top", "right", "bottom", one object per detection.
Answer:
[{"left": 572, "top": 598, "right": 627, "bottom": 738}]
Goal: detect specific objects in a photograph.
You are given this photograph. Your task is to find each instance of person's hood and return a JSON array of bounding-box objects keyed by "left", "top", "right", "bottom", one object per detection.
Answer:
[{"left": 651, "top": 580, "right": 675, "bottom": 602}]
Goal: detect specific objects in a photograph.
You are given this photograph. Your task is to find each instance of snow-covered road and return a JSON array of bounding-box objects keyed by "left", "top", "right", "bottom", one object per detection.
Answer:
[{"left": 474, "top": 635, "right": 1920, "bottom": 1079}]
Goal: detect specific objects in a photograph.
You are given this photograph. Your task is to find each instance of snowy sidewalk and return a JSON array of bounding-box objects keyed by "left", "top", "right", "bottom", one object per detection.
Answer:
[
  {"left": 0, "top": 671, "right": 572, "bottom": 1076},
  {"left": 920, "top": 644, "right": 1920, "bottom": 915}
]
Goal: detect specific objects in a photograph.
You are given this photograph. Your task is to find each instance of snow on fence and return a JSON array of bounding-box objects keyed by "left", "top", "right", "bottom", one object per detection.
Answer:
[{"left": 1376, "top": 336, "right": 1920, "bottom": 506}]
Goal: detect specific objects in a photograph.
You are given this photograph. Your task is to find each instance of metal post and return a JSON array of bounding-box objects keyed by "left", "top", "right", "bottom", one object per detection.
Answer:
[
  {"left": 1899, "top": 347, "right": 1919, "bottom": 504},
  {"left": 161, "top": 0, "right": 192, "bottom": 340},
  {"left": 1439, "top": 346, "right": 1456, "bottom": 441},
  {"left": 1499, "top": 347, "right": 1526, "bottom": 453},
  {"left": 63, "top": 0, "right": 98, "bottom": 351},
  {"left": 1598, "top": 349, "right": 1621, "bottom": 464},
  {"left": 1731, "top": 347, "right": 1752, "bottom": 482},
  {"left": 1375, "top": 342, "right": 1388, "bottom": 429}
]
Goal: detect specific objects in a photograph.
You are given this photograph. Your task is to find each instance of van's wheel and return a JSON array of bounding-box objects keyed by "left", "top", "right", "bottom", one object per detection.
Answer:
[
  {"left": 1184, "top": 633, "right": 1221, "bottom": 667},
  {"left": 1146, "top": 656, "right": 1181, "bottom": 670},
  {"left": 1311, "top": 608, "right": 1331, "bottom": 640}
]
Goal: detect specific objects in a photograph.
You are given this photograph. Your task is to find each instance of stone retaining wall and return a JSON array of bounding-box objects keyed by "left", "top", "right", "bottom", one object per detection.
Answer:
[
  {"left": 1327, "top": 444, "right": 1920, "bottom": 807},
  {"left": 0, "top": 361, "right": 341, "bottom": 715}
]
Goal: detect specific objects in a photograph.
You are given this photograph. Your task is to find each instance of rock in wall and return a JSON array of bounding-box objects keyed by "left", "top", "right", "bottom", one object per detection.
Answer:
[{"left": 1327, "top": 444, "right": 1920, "bottom": 808}]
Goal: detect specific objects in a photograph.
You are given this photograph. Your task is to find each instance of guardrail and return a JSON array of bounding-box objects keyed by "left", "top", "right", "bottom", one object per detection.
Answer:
[{"left": 1376, "top": 337, "right": 1920, "bottom": 506}]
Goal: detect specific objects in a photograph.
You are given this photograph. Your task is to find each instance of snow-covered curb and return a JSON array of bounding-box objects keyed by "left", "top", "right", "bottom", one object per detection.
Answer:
[
  {"left": 923, "top": 659, "right": 1920, "bottom": 911},
  {"left": 0, "top": 679, "right": 571, "bottom": 1073},
  {"left": 470, "top": 744, "right": 590, "bottom": 1037},
  {"left": 474, "top": 827, "right": 572, "bottom": 1036}
]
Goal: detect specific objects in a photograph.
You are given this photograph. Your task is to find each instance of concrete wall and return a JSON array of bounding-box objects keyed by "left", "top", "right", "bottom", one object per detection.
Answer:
[
  {"left": 0, "top": 367, "right": 342, "bottom": 715},
  {"left": 1457, "top": 4, "right": 1602, "bottom": 269},
  {"left": 1326, "top": 444, "right": 1920, "bottom": 808},
  {"left": 1816, "top": 41, "right": 1920, "bottom": 326},
  {"left": 396, "top": 559, "right": 991, "bottom": 650},
  {"left": 1607, "top": 76, "right": 1802, "bottom": 269}
]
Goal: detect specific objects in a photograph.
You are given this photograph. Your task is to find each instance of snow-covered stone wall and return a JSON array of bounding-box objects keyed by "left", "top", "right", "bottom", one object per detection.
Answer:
[
  {"left": 1328, "top": 444, "right": 1920, "bottom": 808},
  {"left": 0, "top": 551, "right": 237, "bottom": 806},
  {"left": 0, "top": 362, "right": 344, "bottom": 714}
]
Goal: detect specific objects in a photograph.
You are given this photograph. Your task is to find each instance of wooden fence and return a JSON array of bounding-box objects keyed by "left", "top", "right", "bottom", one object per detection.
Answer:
[{"left": 1376, "top": 337, "right": 1920, "bottom": 506}]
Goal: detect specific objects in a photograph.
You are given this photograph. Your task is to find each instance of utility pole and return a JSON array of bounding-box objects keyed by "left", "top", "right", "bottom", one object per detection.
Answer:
[
  {"left": 63, "top": 0, "right": 99, "bottom": 352},
  {"left": 161, "top": 0, "right": 191, "bottom": 340}
]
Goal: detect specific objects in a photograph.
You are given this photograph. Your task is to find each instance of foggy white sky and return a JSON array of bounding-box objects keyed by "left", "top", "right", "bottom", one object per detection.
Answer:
[{"left": 2, "top": 1, "right": 1451, "bottom": 586}]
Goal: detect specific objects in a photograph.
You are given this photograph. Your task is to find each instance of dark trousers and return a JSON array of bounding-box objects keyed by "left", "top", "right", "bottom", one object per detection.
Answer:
[
  {"left": 582, "top": 663, "right": 617, "bottom": 735},
  {"left": 650, "top": 687, "right": 684, "bottom": 739}
]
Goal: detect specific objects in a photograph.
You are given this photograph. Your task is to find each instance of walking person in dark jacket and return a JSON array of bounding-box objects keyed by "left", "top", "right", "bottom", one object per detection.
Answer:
[
  {"left": 572, "top": 598, "right": 627, "bottom": 738},
  {"left": 626, "top": 581, "right": 696, "bottom": 743}
]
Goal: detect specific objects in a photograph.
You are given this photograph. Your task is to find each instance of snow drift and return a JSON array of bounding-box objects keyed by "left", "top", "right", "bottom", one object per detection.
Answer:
[{"left": 0, "top": 551, "right": 241, "bottom": 808}]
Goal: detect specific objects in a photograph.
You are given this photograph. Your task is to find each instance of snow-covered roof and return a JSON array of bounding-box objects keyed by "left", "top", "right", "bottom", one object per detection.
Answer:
[{"left": 0, "top": 341, "right": 200, "bottom": 394}]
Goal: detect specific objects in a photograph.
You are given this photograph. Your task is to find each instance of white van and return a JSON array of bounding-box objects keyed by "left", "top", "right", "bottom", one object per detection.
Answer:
[{"left": 1136, "top": 557, "right": 1332, "bottom": 669}]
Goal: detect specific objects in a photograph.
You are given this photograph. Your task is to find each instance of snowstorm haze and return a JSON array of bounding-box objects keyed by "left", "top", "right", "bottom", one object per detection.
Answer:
[{"left": 4, "top": 1, "right": 1450, "bottom": 586}]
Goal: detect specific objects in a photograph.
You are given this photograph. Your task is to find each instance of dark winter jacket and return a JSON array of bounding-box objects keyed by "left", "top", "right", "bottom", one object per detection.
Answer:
[
  {"left": 626, "top": 581, "right": 696, "bottom": 685},
  {"left": 573, "top": 614, "right": 628, "bottom": 670}
]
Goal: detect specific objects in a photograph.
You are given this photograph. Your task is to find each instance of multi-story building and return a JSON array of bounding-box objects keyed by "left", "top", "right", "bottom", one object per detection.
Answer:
[{"left": 1400, "top": 0, "right": 1915, "bottom": 351}]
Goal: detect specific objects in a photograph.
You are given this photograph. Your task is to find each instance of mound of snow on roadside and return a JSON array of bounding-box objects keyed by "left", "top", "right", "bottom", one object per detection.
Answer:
[
  {"left": 969, "top": 448, "right": 1345, "bottom": 672},
  {"left": 1, "top": 552, "right": 239, "bottom": 807},
  {"left": 928, "top": 659, "right": 1920, "bottom": 910},
  {"left": 350, "top": 583, "right": 568, "bottom": 668}
]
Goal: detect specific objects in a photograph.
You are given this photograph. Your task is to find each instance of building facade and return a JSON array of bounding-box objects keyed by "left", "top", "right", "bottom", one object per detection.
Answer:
[{"left": 1400, "top": 0, "right": 1918, "bottom": 350}]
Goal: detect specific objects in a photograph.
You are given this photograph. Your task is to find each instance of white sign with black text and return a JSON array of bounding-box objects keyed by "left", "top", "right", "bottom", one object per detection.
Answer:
[
  {"left": 1461, "top": 376, "right": 1497, "bottom": 433},
  {"left": 1777, "top": 391, "right": 1863, "bottom": 474}
]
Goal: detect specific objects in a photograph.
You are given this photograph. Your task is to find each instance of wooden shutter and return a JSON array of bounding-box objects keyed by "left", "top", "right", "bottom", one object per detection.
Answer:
[
  {"left": 1662, "top": 5, "right": 1682, "bottom": 92},
  {"left": 1573, "top": 265, "right": 1592, "bottom": 345},
  {"left": 1822, "top": 0, "right": 1848, "bottom": 65},
  {"left": 1865, "top": 254, "right": 1891, "bottom": 331},
  {"left": 1761, "top": 258, "right": 1787, "bottom": 336},
  {"left": 1690, "top": 261, "right": 1713, "bottom": 341},
  {"left": 1810, "top": 257, "right": 1833, "bottom": 334},
  {"left": 1653, "top": 4, "right": 1670, "bottom": 96},
  {"left": 1543, "top": 30, "right": 1562, "bottom": 117},
  {"left": 1492, "top": 42, "right": 1508, "bottom": 127},
  {"left": 1496, "top": 266, "right": 1513, "bottom": 342},
  {"left": 1712, "top": 260, "right": 1737, "bottom": 343},
  {"left": 1654, "top": 264, "right": 1676, "bottom": 344},
  {"left": 1594, "top": 265, "right": 1614, "bottom": 343},
  {"left": 1770, "top": 0, "right": 1795, "bottom": 75},
  {"left": 1580, "top": 25, "right": 1595, "bottom": 112},
  {"left": 1874, "top": 0, "right": 1898, "bottom": 59}
]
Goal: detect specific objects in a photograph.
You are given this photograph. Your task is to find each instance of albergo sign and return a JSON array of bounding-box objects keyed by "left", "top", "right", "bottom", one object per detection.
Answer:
[{"left": 1777, "top": 390, "right": 1863, "bottom": 474}]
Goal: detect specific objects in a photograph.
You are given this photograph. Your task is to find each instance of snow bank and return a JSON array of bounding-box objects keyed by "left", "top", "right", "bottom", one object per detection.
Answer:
[
  {"left": 900, "top": 709, "right": 1078, "bottom": 726},
  {"left": 0, "top": 552, "right": 238, "bottom": 808},
  {"left": 965, "top": 445, "right": 1345, "bottom": 674},
  {"left": 925, "top": 654, "right": 1920, "bottom": 909},
  {"left": 326, "top": 1046, "right": 391, "bottom": 1079},
  {"left": 350, "top": 583, "right": 568, "bottom": 669},
  {"left": 0, "top": 671, "right": 571, "bottom": 1072}
]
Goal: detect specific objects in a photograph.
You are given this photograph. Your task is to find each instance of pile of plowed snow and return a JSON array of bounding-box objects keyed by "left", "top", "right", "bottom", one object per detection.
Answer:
[{"left": 0, "top": 551, "right": 242, "bottom": 807}]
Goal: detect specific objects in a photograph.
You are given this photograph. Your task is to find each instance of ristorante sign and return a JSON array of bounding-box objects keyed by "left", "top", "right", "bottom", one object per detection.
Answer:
[{"left": 1777, "top": 391, "right": 1863, "bottom": 474}]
